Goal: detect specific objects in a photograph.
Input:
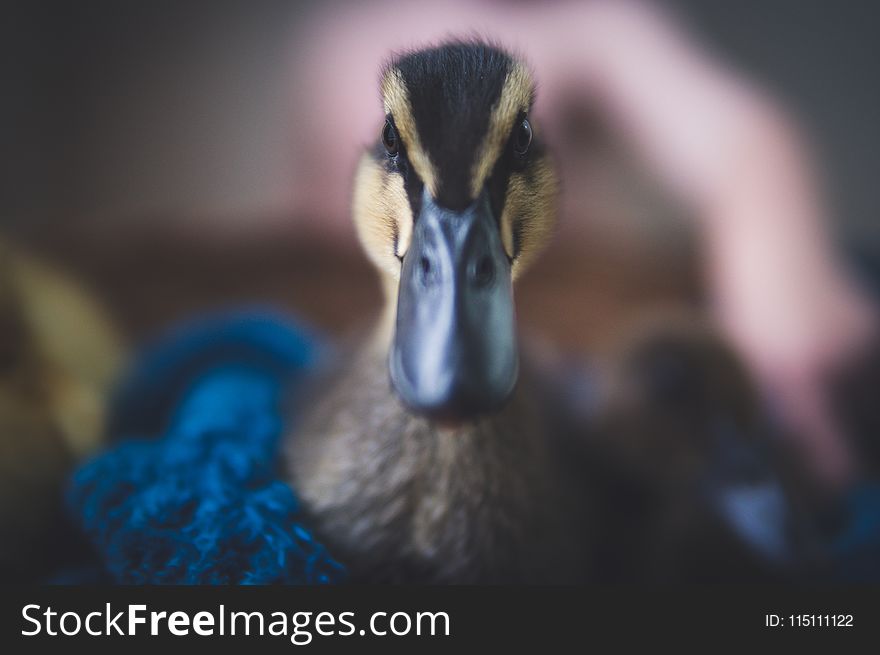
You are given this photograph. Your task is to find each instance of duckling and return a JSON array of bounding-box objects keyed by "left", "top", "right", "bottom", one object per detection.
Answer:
[
  {"left": 0, "top": 235, "right": 124, "bottom": 579},
  {"left": 583, "top": 317, "right": 821, "bottom": 582},
  {"left": 284, "top": 41, "right": 804, "bottom": 584},
  {"left": 285, "top": 42, "right": 590, "bottom": 583}
]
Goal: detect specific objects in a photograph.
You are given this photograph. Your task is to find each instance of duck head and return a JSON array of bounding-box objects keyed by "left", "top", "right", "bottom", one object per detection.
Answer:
[{"left": 353, "top": 41, "right": 558, "bottom": 422}]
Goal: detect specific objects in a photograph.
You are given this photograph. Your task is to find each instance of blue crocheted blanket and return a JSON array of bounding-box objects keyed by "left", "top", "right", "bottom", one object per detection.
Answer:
[
  {"left": 67, "top": 311, "right": 880, "bottom": 584},
  {"left": 68, "top": 312, "right": 345, "bottom": 584}
]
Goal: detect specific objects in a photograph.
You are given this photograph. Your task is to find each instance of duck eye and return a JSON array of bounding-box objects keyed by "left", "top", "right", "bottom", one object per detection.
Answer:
[
  {"left": 513, "top": 117, "right": 532, "bottom": 157},
  {"left": 382, "top": 119, "right": 399, "bottom": 156}
]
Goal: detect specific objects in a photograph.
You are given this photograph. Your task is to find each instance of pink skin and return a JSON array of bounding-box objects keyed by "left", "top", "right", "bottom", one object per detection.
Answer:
[{"left": 285, "top": 0, "right": 877, "bottom": 488}]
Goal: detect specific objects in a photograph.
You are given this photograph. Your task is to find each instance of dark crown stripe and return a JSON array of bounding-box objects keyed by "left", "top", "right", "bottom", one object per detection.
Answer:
[{"left": 390, "top": 41, "right": 514, "bottom": 210}]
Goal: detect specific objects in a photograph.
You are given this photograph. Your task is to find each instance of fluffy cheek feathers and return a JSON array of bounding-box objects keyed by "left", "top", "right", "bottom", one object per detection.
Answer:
[
  {"left": 352, "top": 155, "right": 413, "bottom": 280},
  {"left": 505, "top": 159, "right": 558, "bottom": 279},
  {"left": 352, "top": 153, "right": 558, "bottom": 283}
]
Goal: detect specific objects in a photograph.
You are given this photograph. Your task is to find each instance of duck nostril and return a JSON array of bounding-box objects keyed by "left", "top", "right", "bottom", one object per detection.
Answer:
[
  {"left": 418, "top": 255, "right": 434, "bottom": 286},
  {"left": 471, "top": 255, "right": 496, "bottom": 288}
]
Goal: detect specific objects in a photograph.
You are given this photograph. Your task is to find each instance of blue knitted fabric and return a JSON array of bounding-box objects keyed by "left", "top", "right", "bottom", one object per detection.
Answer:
[
  {"left": 830, "top": 483, "right": 880, "bottom": 582},
  {"left": 65, "top": 311, "right": 880, "bottom": 583},
  {"left": 67, "top": 312, "right": 346, "bottom": 584}
]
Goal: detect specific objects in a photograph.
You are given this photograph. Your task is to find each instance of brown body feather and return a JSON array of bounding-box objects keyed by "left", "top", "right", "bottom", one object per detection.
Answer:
[{"left": 285, "top": 328, "right": 591, "bottom": 583}]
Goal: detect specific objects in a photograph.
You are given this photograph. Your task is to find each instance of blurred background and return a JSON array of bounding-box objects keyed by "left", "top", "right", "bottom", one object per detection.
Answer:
[
  {"left": 2, "top": 0, "right": 879, "bottom": 581},
  {"left": 3, "top": 0, "right": 878, "bottom": 345}
]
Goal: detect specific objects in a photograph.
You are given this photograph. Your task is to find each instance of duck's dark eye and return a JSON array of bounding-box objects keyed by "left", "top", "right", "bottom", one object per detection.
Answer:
[
  {"left": 513, "top": 117, "right": 532, "bottom": 157},
  {"left": 382, "top": 119, "right": 399, "bottom": 156}
]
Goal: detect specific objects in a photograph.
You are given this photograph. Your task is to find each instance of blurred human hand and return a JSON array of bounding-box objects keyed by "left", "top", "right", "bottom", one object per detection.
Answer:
[{"left": 288, "top": 0, "right": 877, "bottom": 487}]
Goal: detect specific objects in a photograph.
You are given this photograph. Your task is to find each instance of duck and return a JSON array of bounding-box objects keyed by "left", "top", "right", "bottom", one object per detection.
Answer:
[{"left": 284, "top": 41, "right": 807, "bottom": 584}]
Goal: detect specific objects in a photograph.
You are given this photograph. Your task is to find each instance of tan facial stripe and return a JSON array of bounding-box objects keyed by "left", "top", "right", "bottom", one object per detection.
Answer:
[
  {"left": 470, "top": 63, "right": 533, "bottom": 199},
  {"left": 501, "top": 187, "right": 522, "bottom": 260},
  {"left": 352, "top": 155, "right": 414, "bottom": 280},
  {"left": 381, "top": 68, "right": 438, "bottom": 197},
  {"left": 499, "top": 172, "right": 524, "bottom": 261},
  {"left": 501, "top": 160, "right": 558, "bottom": 280},
  {"left": 392, "top": 174, "right": 413, "bottom": 258}
]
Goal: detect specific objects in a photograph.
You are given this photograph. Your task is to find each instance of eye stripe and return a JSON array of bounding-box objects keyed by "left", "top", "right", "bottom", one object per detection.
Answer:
[
  {"left": 381, "top": 68, "right": 439, "bottom": 198},
  {"left": 470, "top": 63, "right": 534, "bottom": 199}
]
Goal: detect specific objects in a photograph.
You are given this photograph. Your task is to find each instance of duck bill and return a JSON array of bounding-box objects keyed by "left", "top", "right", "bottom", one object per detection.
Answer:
[{"left": 389, "top": 188, "right": 517, "bottom": 422}]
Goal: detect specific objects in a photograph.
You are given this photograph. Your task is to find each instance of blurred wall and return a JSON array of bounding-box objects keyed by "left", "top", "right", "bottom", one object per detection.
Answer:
[
  {"left": 4, "top": 0, "right": 879, "bottom": 242},
  {"left": 4, "top": 0, "right": 316, "bottom": 231},
  {"left": 669, "top": 0, "right": 880, "bottom": 245}
]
